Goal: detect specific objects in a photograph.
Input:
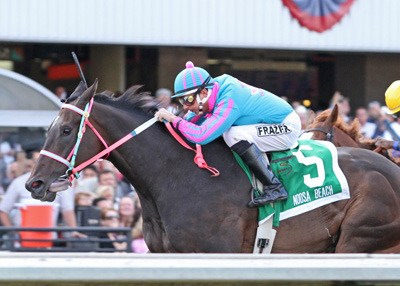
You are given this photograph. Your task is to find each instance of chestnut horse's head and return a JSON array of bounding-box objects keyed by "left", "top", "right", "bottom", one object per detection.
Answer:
[{"left": 303, "top": 104, "right": 362, "bottom": 147}]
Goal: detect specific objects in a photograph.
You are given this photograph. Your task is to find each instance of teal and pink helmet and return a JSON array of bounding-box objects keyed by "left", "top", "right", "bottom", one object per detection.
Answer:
[{"left": 172, "top": 61, "right": 214, "bottom": 98}]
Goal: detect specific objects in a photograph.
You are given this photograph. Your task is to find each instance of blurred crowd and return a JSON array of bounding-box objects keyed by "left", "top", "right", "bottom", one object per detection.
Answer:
[{"left": 291, "top": 90, "right": 400, "bottom": 142}]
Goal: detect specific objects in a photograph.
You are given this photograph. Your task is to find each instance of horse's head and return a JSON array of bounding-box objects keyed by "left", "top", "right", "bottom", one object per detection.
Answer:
[
  {"left": 25, "top": 80, "right": 102, "bottom": 201},
  {"left": 303, "top": 104, "right": 362, "bottom": 147}
]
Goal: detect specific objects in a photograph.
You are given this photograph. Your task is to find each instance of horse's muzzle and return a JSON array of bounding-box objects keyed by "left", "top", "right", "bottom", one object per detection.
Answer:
[{"left": 25, "top": 178, "right": 58, "bottom": 202}]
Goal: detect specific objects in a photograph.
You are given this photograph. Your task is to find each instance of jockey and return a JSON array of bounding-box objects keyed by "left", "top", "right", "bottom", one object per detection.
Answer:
[
  {"left": 375, "top": 80, "right": 400, "bottom": 151},
  {"left": 155, "top": 61, "right": 301, "bottom": 207}
]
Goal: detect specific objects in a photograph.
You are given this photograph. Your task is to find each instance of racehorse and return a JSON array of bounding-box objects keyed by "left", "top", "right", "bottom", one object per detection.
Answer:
[
  {"left": 304, "top": 105, "right": 398, "bottom": 164},
  {"left": 26, "top": 81, "right": 400, "bottom": 253}
]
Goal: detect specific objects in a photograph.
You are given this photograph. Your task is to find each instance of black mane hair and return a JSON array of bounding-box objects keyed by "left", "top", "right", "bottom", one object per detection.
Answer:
[{"left": 70, "top": 85, "right": 160, "bottom": 114}]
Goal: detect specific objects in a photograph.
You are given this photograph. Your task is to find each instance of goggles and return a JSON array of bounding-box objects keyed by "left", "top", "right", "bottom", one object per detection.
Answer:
[
  {"left": 175, "top": 76, "right": 212, "bottom": 106},
  {"left": 178, "top": 93, "right": 196, "bottom": 106}
]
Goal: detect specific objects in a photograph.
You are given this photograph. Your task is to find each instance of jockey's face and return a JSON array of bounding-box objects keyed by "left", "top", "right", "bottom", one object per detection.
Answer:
[{"left": 182, "top": 89, "right": 209, "bottom": 114}]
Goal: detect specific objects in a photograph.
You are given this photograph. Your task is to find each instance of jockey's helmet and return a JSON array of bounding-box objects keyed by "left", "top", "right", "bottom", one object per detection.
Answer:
[
  {"left": 172, "top": 61, "right": 214, "bottom": 98},
  {"left": 385, "top": 80, "right": 400, "bottom": 114}
]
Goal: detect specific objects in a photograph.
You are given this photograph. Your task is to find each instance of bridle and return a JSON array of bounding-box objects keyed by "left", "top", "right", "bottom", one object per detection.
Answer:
[
  {"left": 40, "top": 96, "right": 160, "bottom": 182},
  {"left": 301, "top": 126, "right": 335, "bottom": 142},
  {"left": 39, "top": 97, "right": 111, "bottom": 181}
]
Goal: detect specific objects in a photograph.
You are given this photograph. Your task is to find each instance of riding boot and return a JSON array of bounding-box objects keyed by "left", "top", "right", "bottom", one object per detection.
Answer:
[{"left": 231, "top": 141, "right": 288, "bottom": 207}]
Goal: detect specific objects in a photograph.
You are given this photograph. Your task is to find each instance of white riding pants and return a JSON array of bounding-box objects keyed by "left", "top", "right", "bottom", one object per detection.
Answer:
[{"left": 223, "top": 111, "right": 301, "bottom": 152}]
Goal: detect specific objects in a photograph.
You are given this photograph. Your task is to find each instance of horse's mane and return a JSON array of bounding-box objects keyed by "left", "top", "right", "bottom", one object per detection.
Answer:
[
  {"left": 314, "top": 109, "right": 363, "bottom": 142},
  {"left": 95, "top": 85, "right": 160, "bottom": 114}
]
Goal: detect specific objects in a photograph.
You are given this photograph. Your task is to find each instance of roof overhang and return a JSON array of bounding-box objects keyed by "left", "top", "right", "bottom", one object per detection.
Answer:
[
  {"left": 0, "top": 110, "right": 58, "bottom": 128},
  {"left": 0, "top": 68, "right": 61, "bottom": 128}
]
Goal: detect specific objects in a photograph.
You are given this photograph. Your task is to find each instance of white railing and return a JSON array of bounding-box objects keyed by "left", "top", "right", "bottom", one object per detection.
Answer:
[{"left": 0, "top": 253, "right": 399, "bottom": 284}]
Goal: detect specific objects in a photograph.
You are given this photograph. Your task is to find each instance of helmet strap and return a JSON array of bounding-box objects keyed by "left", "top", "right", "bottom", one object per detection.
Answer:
[{"left": 197, "top": 89, "right": 212, "bottom": 115}]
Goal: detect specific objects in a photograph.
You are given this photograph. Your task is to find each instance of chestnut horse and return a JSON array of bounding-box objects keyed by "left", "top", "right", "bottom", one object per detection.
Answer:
[
  {"left": 26, "top": 81, "right": 400, "bottom": 253},
  {"left": 304, "top": 105, "right": 398, "bottom": 164}
]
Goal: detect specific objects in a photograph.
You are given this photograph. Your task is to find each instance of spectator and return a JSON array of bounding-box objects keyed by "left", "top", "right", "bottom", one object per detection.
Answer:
[
  {"left": 95, "top": 185, "right": 119, "bottom": 210},
  {"left": 118, "top": 196, "right": 135, "bottom": 228},
  {"left": 74, "top": 191, "right": 96, "bottom": 207},
  {"left": 155, "top": 88, "right": 180, "bottom": 115},
  {"left": 374, "top": 106, "right": 399, "bottom": 141},
  {"left": 0, "top": 150, "right": 79, "bottom": 247},
  {"left": 95, "top": 185, "right": 115, "bottom": 201},
  {"left": 365, "top": 101, "right": 388, "bottom": 139},
  {"left": 330, "top": 91, "right": 352, "bottom": 123},
  {"left": 116, "top": 195, "right": 148, "bottom": 253},
  {"left": 381, "top": 111, "right": 400, "bottom": 141},
  {"left": 81, "top": 165, "right": 99, "bottom": 179},
  {"left": 93, "top": 197, "right": 114, "bottom": 210},
  {"left": 367, "top": 100, "right": 382, "bottom": 124},
  {"left": 73, "top": 166, "right": 99, "bottom": 194},
  {"left": 355, "top": 107, "right": 377, "bottom": 139},
  {"left": 55, "top": 86, "right": 68, "bottom": 101},
  {"left": 294, "top": 105, "right": 312, "bottom": 131},
  {"left": 74, "top": 191, "right": 101, "bottom": 241},
  {"left": 373, "top": 80, "right": 400, "bottom": 156},
  {"left": 0, "top": 140, "right": 15, "bottom": 193},
  {"left": 99, "top": 208, "right": 127, "bottom": 251},
  {"left": 74, "top": 176, "right": 98, "bottom": 194},
  {"left": 2, "top": 162, "right": 20, "bottom": 193},
  {"left": 98, "top": 169, "right": 133, "bottom": 202}
]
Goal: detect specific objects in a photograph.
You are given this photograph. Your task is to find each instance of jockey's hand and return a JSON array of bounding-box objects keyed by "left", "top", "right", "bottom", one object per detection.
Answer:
[
  {"left": 374, "top": 137, "right": 394, "bottom": 152},
  {"left": 155, "top": 108, "right": 177, "bottom": 123}
]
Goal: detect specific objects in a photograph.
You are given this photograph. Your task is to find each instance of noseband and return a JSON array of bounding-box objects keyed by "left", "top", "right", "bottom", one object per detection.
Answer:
[{"left": 301, "top": 127, "right": 334, "bottom": 142}]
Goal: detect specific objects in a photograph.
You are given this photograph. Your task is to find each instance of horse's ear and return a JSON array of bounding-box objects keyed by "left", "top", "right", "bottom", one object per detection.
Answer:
[
  {"left": 77, "top": 79, "right": 98, "bottom": 107},
  {"left": 73, "top": 81, "right": 87, "bottom": 95},
  {"left": 328, "top": 104, "right": 339, "bottom": 125},
  {"left": 64, "top": 81, "right": 87, "bottom": 102}
]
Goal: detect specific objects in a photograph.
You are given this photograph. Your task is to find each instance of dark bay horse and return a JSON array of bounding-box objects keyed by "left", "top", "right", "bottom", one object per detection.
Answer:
[{"left": 26, "top": 81, "right": 400, "bottom": 253}]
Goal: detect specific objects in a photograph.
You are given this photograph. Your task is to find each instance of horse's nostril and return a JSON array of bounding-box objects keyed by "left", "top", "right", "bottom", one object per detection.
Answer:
[{"left": 30, "top": 180, "right": 43, "bottom": 189}]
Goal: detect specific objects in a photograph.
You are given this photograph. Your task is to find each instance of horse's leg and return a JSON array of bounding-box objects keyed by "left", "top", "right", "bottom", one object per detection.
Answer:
[
  {"left": 140, "top": 198, "right": 170, "bottom": 253},
  {"left": 335, "top": 171, "right": 400, "bottom": 253}
]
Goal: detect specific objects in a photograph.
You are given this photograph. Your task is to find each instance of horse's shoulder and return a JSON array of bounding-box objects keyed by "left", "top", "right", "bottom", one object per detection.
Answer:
[
  {"left": 337, "top": 146, "right": 400, "bottom": 174},
  {"left": 337, "top": 146, "right": 380, "bottom": 159}
]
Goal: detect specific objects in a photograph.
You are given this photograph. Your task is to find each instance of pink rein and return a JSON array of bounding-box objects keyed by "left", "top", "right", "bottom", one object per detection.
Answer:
[{"left": 165, "top": 123, "right": 220, "bottom": 177}]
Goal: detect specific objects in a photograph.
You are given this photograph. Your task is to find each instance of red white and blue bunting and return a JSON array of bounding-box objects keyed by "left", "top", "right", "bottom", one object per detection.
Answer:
[{"left": 282, "top": 0, "right": 355, "bottom": 33}]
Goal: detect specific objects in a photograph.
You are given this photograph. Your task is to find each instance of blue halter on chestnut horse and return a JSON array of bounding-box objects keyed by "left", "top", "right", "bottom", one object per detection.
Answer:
[{"left": 26, "top": 81, "right": 400, "bottom": 253}]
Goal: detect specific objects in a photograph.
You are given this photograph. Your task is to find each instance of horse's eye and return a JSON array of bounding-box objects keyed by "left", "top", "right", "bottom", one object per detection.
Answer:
[{"left": 62, "top": 127, "right": 72, "bottom": 136}]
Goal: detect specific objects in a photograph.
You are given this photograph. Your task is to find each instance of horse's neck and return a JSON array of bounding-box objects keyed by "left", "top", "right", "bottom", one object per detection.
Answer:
[{"left": 334, "top": 127, "right": 360, "bottom": 148}]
